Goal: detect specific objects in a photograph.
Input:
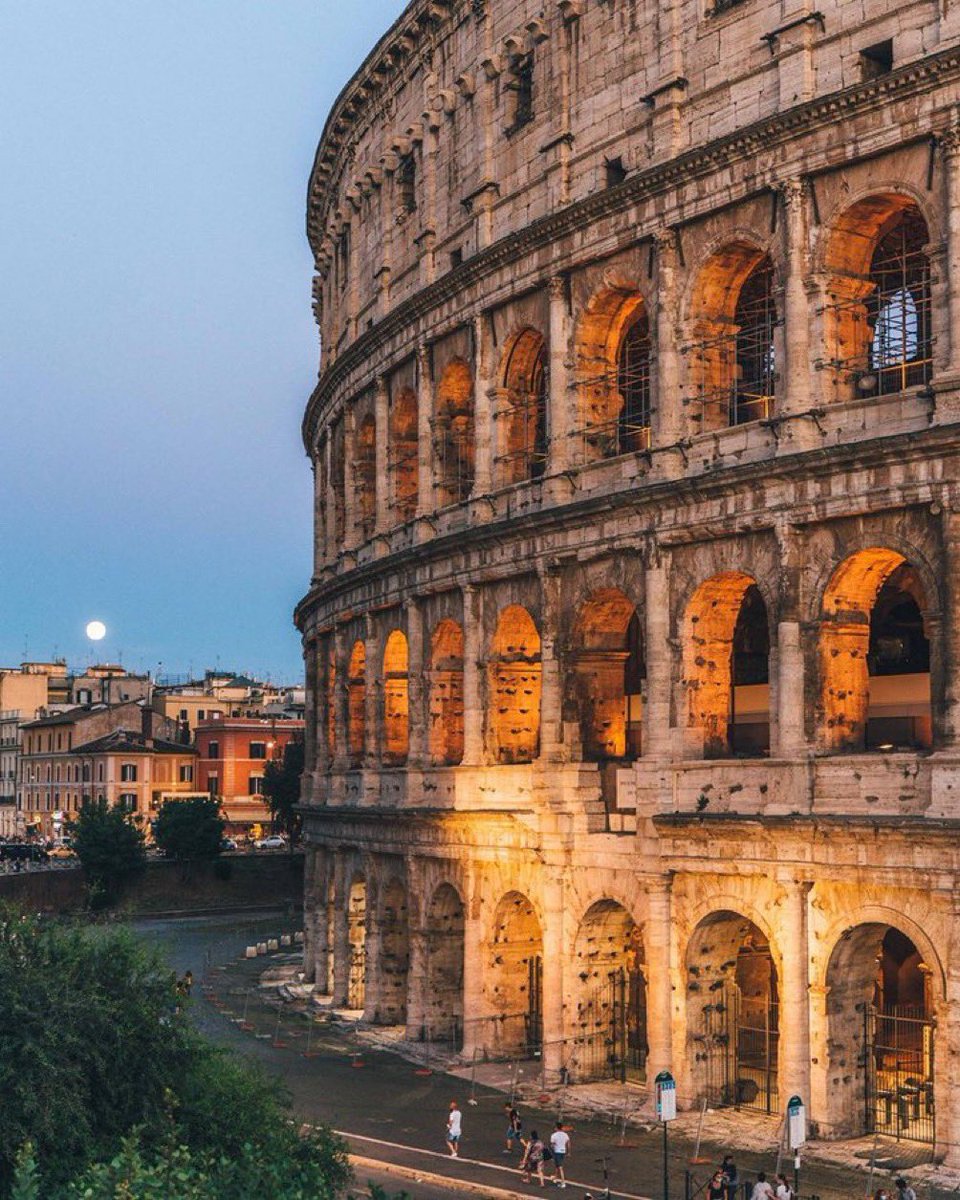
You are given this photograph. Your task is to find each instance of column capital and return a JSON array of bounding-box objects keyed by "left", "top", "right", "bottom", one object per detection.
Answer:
[
  {"left": 549, "top": 273, "right": 567, "bottom": 300},
  {"left": 942, "top": 127, "right": 960, "bottom": 163},
  {"left": 416, "top": 340, "right": 432, "bottom": 373},
  {"left": 778, "top": 176, "right": 806, "bottom": 211}
]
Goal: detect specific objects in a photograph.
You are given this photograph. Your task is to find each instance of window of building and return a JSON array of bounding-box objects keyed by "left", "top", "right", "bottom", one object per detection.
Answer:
[
  {"left": 179, "top": 764, "right": 194, "bottom": 783},
  {"left": 76, "top": 689, "right": 92, "bottom": 704},
  {"left": 120, "top": 763, "right": 138, "bottom": 782},
  {"left": 860, "top": 39, "right": 893, "bottom": 81},
  {"left": 198, "top": 709, "right": 206, "bottom": 720},
  {"left": 119, "top": 793, "right": 137, "bottom": 812},
  {"left": 248, "top": 775, "right": 265, "bottom": 795},
  {"left": 180, "top": 708, "right": 189, "bottom": 720},
  {"left": 396, "top": 153, "right": 417, "bottom": 220},
  {"left": 506, "top": 53, "right": 535, "bottom": 132},
  {"left": 450, "top": 247, "right": 463, "bottom": 270},
  {"left": 249, "top": 741, "right": 267, "bottom": 760},
  {"left": 97, "top": 763, "right": 104, "bottom": 782},
  {"left": 208, "top": 741, "right": 220, "bottom": 760},
  {"left": 208, "top": 774, "right": 220, "bottom": 796},
  {"left": 605, "top": 156, "right": 628, "bottom": 188}
]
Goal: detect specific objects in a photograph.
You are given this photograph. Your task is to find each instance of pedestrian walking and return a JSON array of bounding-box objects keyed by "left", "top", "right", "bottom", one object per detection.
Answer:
[
  {"left": 750, "top": 1172, "right": 775, "bottom": 1200},
  {"left": 183, "top": 970, "right": 194, "bottom": 996},
  {"left": 721, "top": 1155, "right": 739, "bottom": 1200},
  {"left": 708, "top": 1171, "right": 727, "bottom": 1200},
  {"left": 504, "top": 1103, "right": 524, "bottom": 1154},
  {"left": 774, "top": 1173, "right": 792, "bottom": 1200},
  {"left": 896, "top": 1179, "right": 917, "bottom": 1200},
  {"left": 521, "top": 1129, "right": 546, "bottom": 1186},
  {"left": 445, "top": 1100, "right": 462, "bottom": 1157},
  {"left": 549, "top": 1121, "right": 570, "bottom": 1188}
]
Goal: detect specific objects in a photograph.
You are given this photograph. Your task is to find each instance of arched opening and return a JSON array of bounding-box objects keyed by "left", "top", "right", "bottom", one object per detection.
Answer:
[
  {"left": 347, "top": 877, "right": 367, "bottom": 1011},
  {"left": 356, "top": 414, "right": 377, "bottom": 538},
  {"left": 429, "top": 619, "right": 464, "bottom": 765},
  {"left": 825, "top": 923, "right": 936, "bottom": 1144},
  {"left": 497, "top": 328, "right": 548, "bottom": 485},
  {"left": 682, "top": 574, "right": 770, "bottom": 758},
  {"left": 689, "top": 246, "right": 777, "bottom": 432},
  {"left": 390, "top": 387, "right": 419, "bottom": 522},
  {"left": 819, "top": 549, "right": 932, "bottom": 752},
  {"left": 382, "top": 630, "right": 409, "bottom": 766},
  {"left": 486, "top": 891, "right": 543, "bottom": 1056},
  {"left": 571, "top": 901, "right": 647, "bottom": 1084},
  {"left": 685, "top": 911, "right": 779, "bottom": 1113},
  {"left": 434, "top": 358, "right": 475, "bottom": 507},
  {"left": 488, "top": 606, "right": 541, "bottom": 764},
  {"left": 423, "top": 882, "right": 465, "bottom": 1048},
  {"left": 569, "top": 590, "right": 644, "bottom": 763},
  {"left": 824, "top": 197, "right": 932, "bottom": 402},
  {"left": 577, "top": 291, "right": 651, "bottom": 461},
  {"left": 379, "top": 879, "right": 409, "bottom": 1024},
  {"left": 347, "top": 641, "right": 366, "bottom": 767}
]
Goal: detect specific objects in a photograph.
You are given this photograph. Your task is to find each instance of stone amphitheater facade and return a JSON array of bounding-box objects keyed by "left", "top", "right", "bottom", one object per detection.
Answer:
[{"left": 296, "top": 0, "right": 960, "bottom": 1157}]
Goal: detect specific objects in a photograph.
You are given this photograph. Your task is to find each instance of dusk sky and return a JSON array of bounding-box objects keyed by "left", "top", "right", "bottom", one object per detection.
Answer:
[{"left": 0, "top": 1, "right": 405, "bottom": 684}]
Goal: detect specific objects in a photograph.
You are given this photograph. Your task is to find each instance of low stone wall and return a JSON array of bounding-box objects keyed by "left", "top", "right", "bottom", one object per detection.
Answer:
[{"left": 0, "top": 852, "right": 304, "bottom": 915}]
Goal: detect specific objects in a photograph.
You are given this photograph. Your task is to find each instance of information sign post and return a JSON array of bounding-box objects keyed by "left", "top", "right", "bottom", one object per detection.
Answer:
[
  {"left": 655, "top": 1070, "right": 677, "bottom": 1200},
  {"left": 787, "top": 1095, "right": 806, "bottom": 1198}
]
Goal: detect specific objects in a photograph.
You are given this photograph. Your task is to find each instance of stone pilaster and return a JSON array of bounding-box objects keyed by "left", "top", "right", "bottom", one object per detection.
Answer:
[
  {"left": 937, "top": 507, "right": 960, "bottom": 749},
  {"left": 343, "top": 407, "right": 358, "bottom": 550},
  {"left": 460, "top": 873, "right": 485, "bottom": 1059},
  {"left": 775, "top": 521, "right": 807, "bottom": 758},
  {"left": 324, "top": 425, "right": 337, "bottom": 561},
  {"left": 538, "top": 566, "right": 565, "bottom": 760},
  {"left": 644, "top": 874, "right": 674, "bottom": 1083},
  {"left": 332, "top": 624, "right": 350, "bottom": 772},
  {"left": 473, "top": 313, "right": 494, "bottom": 498},
  {"left": 405, "top": 924, "right": 429, "bottom": 1041},
  {"left": 374, "top": 375, "right": 390, "bottom": 534},
  {"left": 416, "top": 343, "right": 435, "bottom": 518},
  {"left": 461, "top": 585, "right": 485, "bottom": 765},
  {"left": 643, "top": 546, "right": 673, "bottom": 760},
  {"left": 778, "top": 179, "right": 817, "bottom": 453},
  {"left": 541, "top": 874, "right": 565, "bottom": 1081},
  {"left": 547, "top": 275, "right": 572, "bottom": 475},
  {"left": 362, "top": 900, "right": 382, "bottom": 1023},
  {"left": 652, "top": 230, "right": 683, "bottom": 476},
  {"left": 331, "top": 858, "right": 351, "bottom": 1007},
  {"left": 777, "top": 877, "right": 812, "bottom": 1108},
  {"left": 364, "top": 614, "right": 382, "bottom": 768},
  {"left": 406, "top": 598, "right": 427, "bottom": 765}
]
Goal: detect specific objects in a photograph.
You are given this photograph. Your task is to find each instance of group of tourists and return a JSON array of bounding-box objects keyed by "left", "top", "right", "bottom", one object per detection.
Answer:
[
  {"left": 708, "top": 1154, "right": 918, "bottom": 1200},
  {"left": 443, "top": 1101, "right": 572, "bottom": 1188}
]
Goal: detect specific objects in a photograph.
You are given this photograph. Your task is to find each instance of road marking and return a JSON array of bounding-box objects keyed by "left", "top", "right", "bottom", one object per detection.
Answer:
[{"left": 336, "top": 1130, "right": 655, "bottom": 1200}]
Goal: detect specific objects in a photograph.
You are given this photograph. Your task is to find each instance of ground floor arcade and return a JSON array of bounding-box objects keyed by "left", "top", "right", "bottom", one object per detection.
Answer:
[{"left": 301, "top": 813, "right": 960, "bottom": 1161}]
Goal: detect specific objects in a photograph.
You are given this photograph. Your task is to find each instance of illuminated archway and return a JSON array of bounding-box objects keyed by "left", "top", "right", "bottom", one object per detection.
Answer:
[
  {"left": 819, "top": 549, "right": 932, "bottom": 752},
  {"left": 486, "top": 891, "right": 543, "bottom": 1056},
  {"left": 688, "top": 244, "right": 777, "bottom": 432},
  {"left": 423, "top": 882, "right": 465, "bottom": 1046},
  {"left": 576, "top": 289, "right": 651, "bottom": 461},
  {"left": 429, "top": 619, "right": 464, "bottom": 765},
  {"left": 825, "top": 923, "right": 936, "bottom": 1143},
  {"left": 347, "top": 640, "right": 366, "bottom": 767},
  {"left": 435, "top": 358, "right": 474, "bottom": 507},
  {"left": 685, "top": 910, "right": 779, "bottom": 1113},
  {"left": 487, "top": 606, "right": 541, "bottom": 764},
  {"left": 382, "top": 630, "right": 409, "bottom": 766},
  {"left": 682, "top": 573, "right": 770, "bottom": 758},
  {"left": 823, "top": 196, "right": 932, "bottom": 402},
  {"left": 390, "top": 387, "right": 419, "bottom": 521},
  {"left": 497, "top": 328, "right": 548, "bottom": 485},
  {"left": 571, "top": 900, "right": 647, "bottom": 1083},
  {"left": 379, "top": 878, "right": 409, "bottom": 1024},
  {"left": 569, "top": 590, "right": 643, "bottom": 761}
]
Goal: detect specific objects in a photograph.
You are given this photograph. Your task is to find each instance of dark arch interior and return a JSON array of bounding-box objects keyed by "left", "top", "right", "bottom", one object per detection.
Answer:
[{"left": 730, "top": 584, "right": 770, "bottom": 756}]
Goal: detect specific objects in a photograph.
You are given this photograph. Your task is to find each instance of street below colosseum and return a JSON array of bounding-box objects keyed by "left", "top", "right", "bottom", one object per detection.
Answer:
[{"left": 138, "top": 912, "right": 953, "bottom": 1200}]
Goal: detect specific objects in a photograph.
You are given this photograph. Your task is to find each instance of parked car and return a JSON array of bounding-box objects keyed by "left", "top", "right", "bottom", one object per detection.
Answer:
[
  {"left": 254, "top": 835, "right": 286, "bottom": 850},
  {"left": 49, "top": 845, "right": 76, "bottom": 859},
  {"left": 220, "top": 837, "right": 238, "bottom": 852}
]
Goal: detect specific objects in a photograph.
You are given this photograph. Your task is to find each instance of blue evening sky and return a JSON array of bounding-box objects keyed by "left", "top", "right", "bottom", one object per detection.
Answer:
[{"left": 0, "top": 1, "right": 405, "bottom": 684}]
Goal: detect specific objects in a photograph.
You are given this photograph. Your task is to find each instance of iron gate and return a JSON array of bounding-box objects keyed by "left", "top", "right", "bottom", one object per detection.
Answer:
[
  {"left": 695, "top": 987, "right": 778, "bottom": 1113},
  {"left": 574, "top": 968, "right": 648, "bottom": 1083},
  {"left": 865, "top": 1005, "right": 935, "bottom": 1145}
]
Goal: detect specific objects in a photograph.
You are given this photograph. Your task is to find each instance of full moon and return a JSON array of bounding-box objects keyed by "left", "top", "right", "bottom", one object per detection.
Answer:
[{"left": 85, "top": 620, "right": 107, "bottom": 641}]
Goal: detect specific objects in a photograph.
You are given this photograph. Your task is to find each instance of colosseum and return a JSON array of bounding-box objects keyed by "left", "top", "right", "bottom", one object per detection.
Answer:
[{"left": 295, "top": 0, "right": 960, "bottom": 1160}]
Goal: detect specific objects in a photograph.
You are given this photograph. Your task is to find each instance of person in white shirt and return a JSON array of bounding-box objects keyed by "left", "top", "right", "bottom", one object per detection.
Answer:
[
  {"left": 549, "top": 1122, "right": 571, "bottom": 1188},
  {"left": 445, "top": 1100, "right": 462, "bottom": 1157},
  {"left": 750, "top": 1172, "right": 775, "bottom": 1200},
  {"left": 774, "top": 1173, "right": 792, "bottom": 1200}
]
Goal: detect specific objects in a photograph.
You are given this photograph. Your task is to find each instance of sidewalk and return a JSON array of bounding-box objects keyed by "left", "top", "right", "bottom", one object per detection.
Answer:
[{"left": 196, "top": 946, "right": 959, "bottom": 1200}]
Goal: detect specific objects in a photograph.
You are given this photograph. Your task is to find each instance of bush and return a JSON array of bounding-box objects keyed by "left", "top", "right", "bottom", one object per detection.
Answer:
[
  {"left": 154, "top": 797, "right": 224, "bottom": 864},
  {"left": 70, "top": 799, "right": 146, "bottom": 907}
]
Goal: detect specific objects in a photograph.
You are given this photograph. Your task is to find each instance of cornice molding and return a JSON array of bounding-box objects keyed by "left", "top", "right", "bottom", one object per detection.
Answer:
[{"left": 303, "top": 44, "right": 960, "bottom": 451}]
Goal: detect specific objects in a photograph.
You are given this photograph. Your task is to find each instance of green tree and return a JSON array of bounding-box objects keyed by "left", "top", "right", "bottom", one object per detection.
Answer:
[
  {"left": 70, "top": 797, "right": 146, "bottom": 906},
  {"left": 0, "top": 910, "right": 351, "bottom": 1199},
  {"left": 262, "top": 735, "right": 304, "bottom": 844},
  {"left": 153, "top": 796, "right": 224, "bottom": 863}
]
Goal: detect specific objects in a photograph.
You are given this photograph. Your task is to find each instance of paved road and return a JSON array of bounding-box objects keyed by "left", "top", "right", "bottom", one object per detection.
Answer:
[{"left": 137, "top": 914, "right": 903, "bottom": 1200}]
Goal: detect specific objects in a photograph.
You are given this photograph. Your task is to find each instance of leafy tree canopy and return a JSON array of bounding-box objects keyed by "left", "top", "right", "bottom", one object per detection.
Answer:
[
  {"left": 153, "top": 796, "right": 224, "bottom": 863},
  {"left": 70, "top": 798, "right": 146, "bottom": 906}
]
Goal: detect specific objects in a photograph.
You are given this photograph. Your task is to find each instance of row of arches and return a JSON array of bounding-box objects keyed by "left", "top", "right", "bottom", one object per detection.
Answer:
[
  {"left": 322, "top": 874, "right": 938, "bottom": 1144},
  {"left": 326, "top": 542, "right": 934, "bottom": 769},
  {"left": 330, "top": 193, "right": 933, "bottom": 533}
]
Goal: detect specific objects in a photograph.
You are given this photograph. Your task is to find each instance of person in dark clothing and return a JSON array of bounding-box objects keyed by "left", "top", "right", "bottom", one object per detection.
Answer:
[{"left": 721, "top": 1155, "right": 738, "bottom": 1200}]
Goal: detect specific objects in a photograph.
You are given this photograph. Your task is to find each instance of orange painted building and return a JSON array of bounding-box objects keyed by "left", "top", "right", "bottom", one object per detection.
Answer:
[{"left": 194, "top": 716, "right": 303, "bottom": 834}]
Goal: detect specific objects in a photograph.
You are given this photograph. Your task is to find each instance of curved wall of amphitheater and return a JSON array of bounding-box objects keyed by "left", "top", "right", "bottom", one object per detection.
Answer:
[{"left": 297, "top": 0, "right": 960, "bottom": 1154}]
